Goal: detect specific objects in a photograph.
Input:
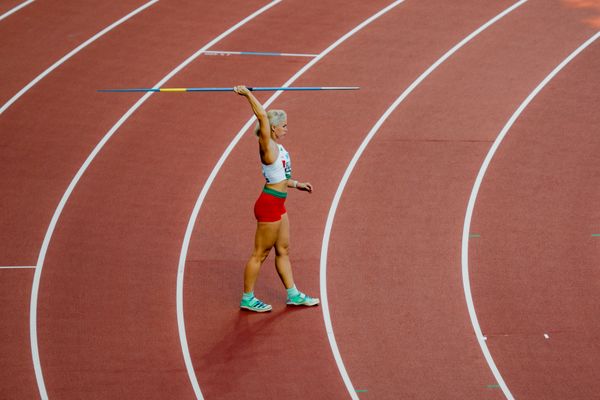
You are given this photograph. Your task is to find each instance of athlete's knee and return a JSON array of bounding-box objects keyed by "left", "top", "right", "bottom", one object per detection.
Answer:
[
  {"left": 252, "top": 247, "right": 272, "bottom": 263},
  {"left": 275, "top": 242, "right": 289, "bottom": 256}
]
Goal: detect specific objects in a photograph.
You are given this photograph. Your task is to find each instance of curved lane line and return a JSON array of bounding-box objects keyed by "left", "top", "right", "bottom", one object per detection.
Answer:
[
  {"left": 0, "top": 0, "right": 35, "bottom": 21},
  {"left": 0, "top": 0, "right": 159, "bottom": 115},
  {"left": 29, "top": 1, "right": 283, "bottom": 399},
  {"left": 176, "top": 1, "right": 407, "bottom": 399},
  {"left": 461, "top": 30, "right": 600, "bottom": 400},
  {"left": 319, "top": 1, "right": 528, "bottom": 399}
]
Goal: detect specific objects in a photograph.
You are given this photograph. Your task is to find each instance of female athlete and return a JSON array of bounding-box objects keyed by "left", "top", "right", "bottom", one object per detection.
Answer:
[{"left": 234, "top": 85, "right": 319, "bottom": 312}]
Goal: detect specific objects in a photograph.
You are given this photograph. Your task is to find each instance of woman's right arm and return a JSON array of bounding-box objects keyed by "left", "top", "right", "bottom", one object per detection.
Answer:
[{"left": 234, "top": 85, "right": 275, "bottom": 164}]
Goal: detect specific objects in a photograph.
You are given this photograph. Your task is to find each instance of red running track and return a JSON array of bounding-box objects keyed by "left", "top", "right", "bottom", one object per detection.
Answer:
[
  {"left": 0, "top": 0, "right": 155, "bottom": 107},
  {"left": 1, "top": 0, "right": 285, "bottom": 397},
  {"left": 470, "top": 35, "right": 600, "bottom": 400},
  {"left": 0, "top": 0, "right": 33, "bottom": 20},
  {"left": 1, "top": 0, "right": 599, "bottom": 399},
  {"left": 3, "top": 0, "right": 398, "bottom": 398},
  {"left": 324, "top": 1, "right": 597, "bottom": 399}
]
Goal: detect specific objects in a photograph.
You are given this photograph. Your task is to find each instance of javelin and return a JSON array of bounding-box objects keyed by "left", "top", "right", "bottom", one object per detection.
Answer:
[{"left": 97, "top": 86, "right": 360, "bottom": 93}]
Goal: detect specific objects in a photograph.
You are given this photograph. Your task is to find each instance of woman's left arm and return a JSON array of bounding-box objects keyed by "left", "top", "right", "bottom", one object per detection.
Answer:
[{"left": 288, "top": 180, "right": 313, "bottom": 193}]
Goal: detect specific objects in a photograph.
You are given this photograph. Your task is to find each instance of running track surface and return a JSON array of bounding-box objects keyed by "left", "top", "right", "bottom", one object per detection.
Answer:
[{"left": 1, "top": 1, "right": 598, "bottom": 399}]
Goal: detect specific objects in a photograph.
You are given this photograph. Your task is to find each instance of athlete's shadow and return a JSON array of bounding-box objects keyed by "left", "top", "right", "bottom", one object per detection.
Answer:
[{"left": 195, "top": 307, "right": 298, "bottom": 393}]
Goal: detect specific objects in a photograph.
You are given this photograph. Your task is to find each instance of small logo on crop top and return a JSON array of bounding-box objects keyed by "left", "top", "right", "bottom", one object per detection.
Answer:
[{"left": 283, "top": 157, "right": 291, "bottom": 179}]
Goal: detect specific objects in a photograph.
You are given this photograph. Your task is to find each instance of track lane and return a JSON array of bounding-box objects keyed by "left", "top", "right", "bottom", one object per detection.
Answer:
[
  {"left": 469, "top": 35, "right": 600, "bottom": 400},
  {"left": 320, "top": 1, "right": 596, "bottom": 398},
  {"left": 178, "top": 2, "right": 408, "bottom": 399},
  {"left": 0, "top": 269, "right": 36, "bottom": 399},
  {"left": 32, "top": 0, "right": 397, "bottom": 398},
  {"left": 0, "top": 0, "right": 33, "bottom": 20},
  {"left": 1, "top": 2, "right": 158, "bottom": 396},
  {"left": 181, "top": 0, "right": 527, "bottom": 398},
  {"left": 3, "top": 1, "right": 596, "bottom": 400},
  {"left": 319, "top": 2, "right": 530, "bottom": 398},
  {"left": 0, "top": 0, "right": 34, "bottom": 21},
  {"left": 0, "top": 0, "right": 276, "bottom": 398},
  {"left": 0, "top": 0, "right": 153, "bottom": 107},
  {"left": 35, "top": 3, "right": 283, "bottom": 398},
  {"left": 0, "top": 0, "right": 267, "bottom": 266},
  {"left": 1, "top": 0, "right": 160, "bottom": 115}
]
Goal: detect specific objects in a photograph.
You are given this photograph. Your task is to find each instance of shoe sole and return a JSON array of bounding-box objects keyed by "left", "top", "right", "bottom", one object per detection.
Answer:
[
  {"left": 240, "top": 305, "right": 272, "bottom": 312},
  {"left": 286, "top": 299, "right": 320, "bottom": 307}
]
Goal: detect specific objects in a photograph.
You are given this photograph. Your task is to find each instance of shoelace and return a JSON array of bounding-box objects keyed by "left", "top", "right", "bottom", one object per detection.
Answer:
[{"left": 251, "top": 298, "right": 269, "bottom": 308}]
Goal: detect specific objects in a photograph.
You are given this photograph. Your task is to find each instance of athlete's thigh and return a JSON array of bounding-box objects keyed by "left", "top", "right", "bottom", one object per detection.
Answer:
[
  {"left": 254, "top": 220, "right": 281, "bottom": 253},
  {"left": 275, "top": 213, "right": 290, "bottom": 254}
]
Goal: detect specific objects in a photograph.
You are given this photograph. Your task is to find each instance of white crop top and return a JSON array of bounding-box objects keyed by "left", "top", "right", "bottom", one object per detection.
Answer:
[{"left": 262, "top": 144, "right": 292, "bottom": 184}]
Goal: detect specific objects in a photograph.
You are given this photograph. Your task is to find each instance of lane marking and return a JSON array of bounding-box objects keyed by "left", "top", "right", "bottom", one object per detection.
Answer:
[
  {"left": 0, "top": 0, "right": 35, "bottom": 21},
  {"left": 29, "top": 1, "right": 283, "bottom": 400},
  {"left": 461, "top": 30, "right": 600, "bottom": 400},
  {"left": 202, "top": 50, "right": 318, "bottom": 57},
  {"left": 470, "top": 233, "right": 481, "bottom": 238},
  {"left": 176, "top": 2, "right": 408, "bottom": 399},
  {"left": 482, "top": 331, "right": 557, "bottom": 338},
  {"left": 319, "top": 2, "right": 527, "bottom": 399},
  {"left": 0, "top": 0, "right": 159, "bottom": 115},
  {"left": 0, "top": 265, "right": 36, "bottom": 269},
  {"left": 28, "top": 2, "right": 161, "bottom": 399},
  {"left": 592, "top": 233, "right": 600, "bottom": 237}
]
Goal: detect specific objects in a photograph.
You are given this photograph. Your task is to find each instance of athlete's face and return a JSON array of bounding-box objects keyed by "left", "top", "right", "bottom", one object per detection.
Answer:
[{"left": 272, "top": 119, "right": 288, "bottom": 140}]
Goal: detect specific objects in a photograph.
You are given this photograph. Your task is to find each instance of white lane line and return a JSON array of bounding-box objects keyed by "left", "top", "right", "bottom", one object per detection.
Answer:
[
  {"left": 0, "top": 266, "right": 36, "bottom": 269},
  {"left": 0, "top": 0, "right": 35, "bottom": 21},
  {"left": 319, "top": 1, "right": 528, "bottom": 399},
  {"left": 321, "top": 0, "right": 527, "bottom": 399},
  {"left": 0, "top": 0, "right": 159, "bottom": 115},
  {"left": 29, "top": 3, "right": 161, "bottom": 399},
  {"left": 29, "top": 1, "right": 283, "bottom": 399},
  {"left": 176, "top": 2, "right": 407, "bottom": 399},
  {"left": 462, "top": 30, "right": 600, "bottom": 400}
]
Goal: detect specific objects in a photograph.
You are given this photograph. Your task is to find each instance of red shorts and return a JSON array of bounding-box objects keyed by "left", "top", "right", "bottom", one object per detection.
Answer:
[{"left": 254, "top": 187, "right": 287, "bottom": 222}]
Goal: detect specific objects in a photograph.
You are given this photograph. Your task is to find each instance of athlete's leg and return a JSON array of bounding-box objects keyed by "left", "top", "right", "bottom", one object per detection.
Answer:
[
  {"left": 274, "top": 213, "right": 295, "bottom": 289},
  {"left": 244, "top": 220, "right": 281, "bottom": 293},
  {"left": 274, "top": 213, "right": 320, "bottom": 306}
]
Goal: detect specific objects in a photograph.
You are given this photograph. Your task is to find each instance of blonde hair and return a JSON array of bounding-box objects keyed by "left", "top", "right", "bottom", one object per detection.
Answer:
[{"left": 254, "top": 109, "right": 287, "bottom": 136}]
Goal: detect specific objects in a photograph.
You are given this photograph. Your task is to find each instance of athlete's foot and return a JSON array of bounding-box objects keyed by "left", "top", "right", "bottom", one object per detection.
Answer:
[
  {"left": 240, "top": 296, "right": 272, "bottom": 312},
  {"left": 286, "top": 292, "right": 320, "bottom": 307}
]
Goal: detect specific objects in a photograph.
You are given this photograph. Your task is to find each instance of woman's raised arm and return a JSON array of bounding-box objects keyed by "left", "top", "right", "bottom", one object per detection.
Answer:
[{"left": 234, "top": 85, "right": 276, "bottom": 162}]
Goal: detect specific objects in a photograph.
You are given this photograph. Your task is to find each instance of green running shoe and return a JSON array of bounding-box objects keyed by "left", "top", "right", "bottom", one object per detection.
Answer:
[
  {"left": 240, "top": 296, "right": 272, "bottom": 312},
  {"left": 287, "top": 292, "right": 320, "bottom": 307}
]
